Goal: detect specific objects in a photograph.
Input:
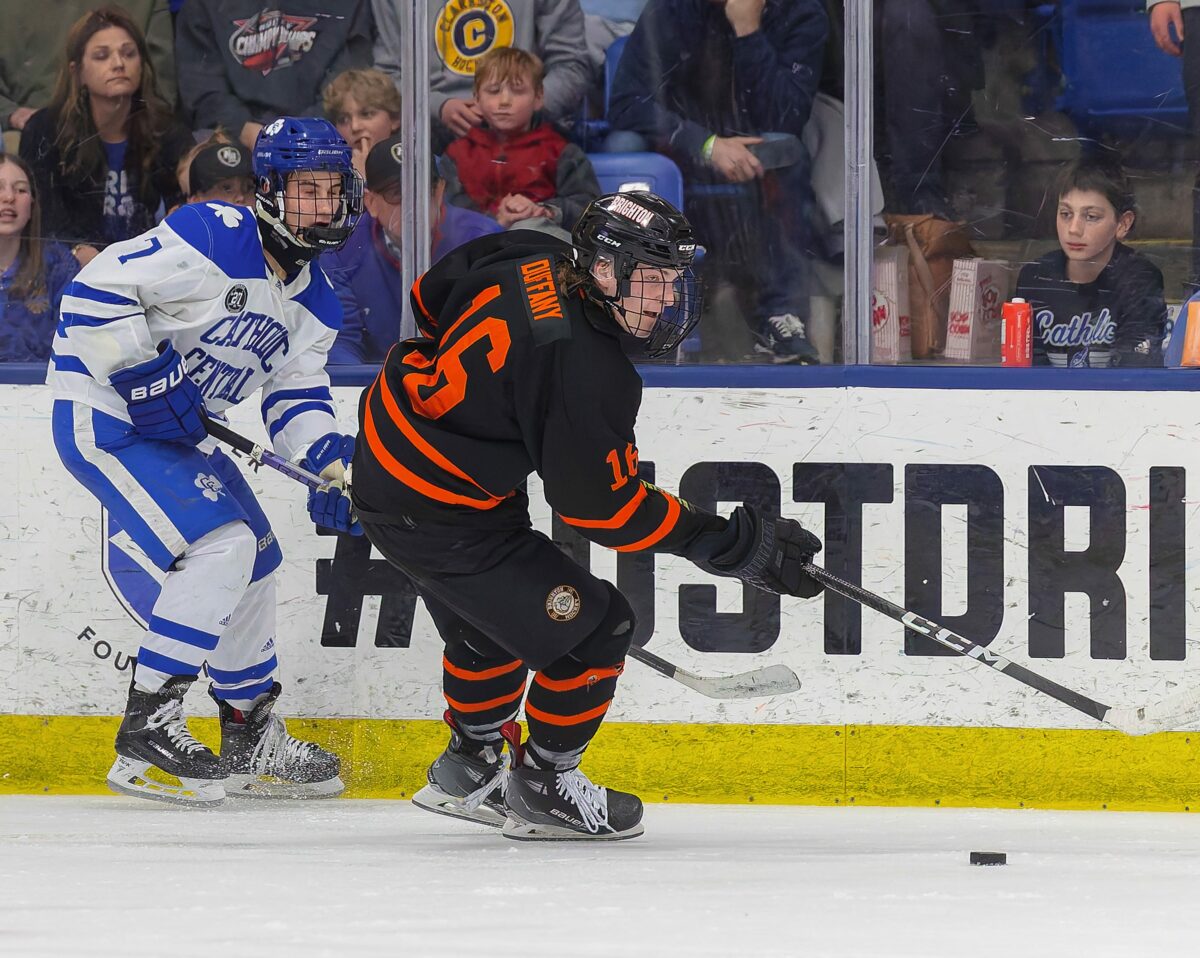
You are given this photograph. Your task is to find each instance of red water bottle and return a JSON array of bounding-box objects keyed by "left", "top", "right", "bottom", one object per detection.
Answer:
[{"left": 1001, "top": 298, "right": 1032, "bottom": 366}]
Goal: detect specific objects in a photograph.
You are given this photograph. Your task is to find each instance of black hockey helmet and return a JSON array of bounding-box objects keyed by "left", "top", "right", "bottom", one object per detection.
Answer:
[{"left": 572, "top": 191, "right": 702, "bottom": 357}]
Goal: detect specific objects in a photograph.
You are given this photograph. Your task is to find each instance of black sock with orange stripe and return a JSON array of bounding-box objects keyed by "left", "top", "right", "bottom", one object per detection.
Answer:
[
  {"left": 523, "top": 657, "right": 624, "bottom": 770},
  {"left": 442, "top": 643, "right": 529, "bottom": 755}
]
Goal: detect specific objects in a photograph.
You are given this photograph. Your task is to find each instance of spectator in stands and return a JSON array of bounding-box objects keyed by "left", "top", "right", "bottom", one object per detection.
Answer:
[
  {"left": 177, "top": 0, "right": 374, "bottom": 150},
  {"left": 874, "top": 0, "right": 984, "bottom": 217},
  {"left": 1149, "top": 0, "right": 1200, "bottom": 289},
  {"left": 321, "top": 135, "right": 502, "bottom": 363},
  {"left": 185, "top": 139, "right": 255, "bottom": 206},
  {"left": 441, "top": 47, "right": 600, "bottom": 241},
  {"left": 19, "top": 6, "right": 192, "bottom": 265},
  {"left": 607, "top": 0, "right": 828, "bottom": 362},
  {"left": 1016, "top": 159, "right": 1166, "bottom": 367},
  {"left": 323, "top": 68, "right": 401, "bottom": 178},
  {"left": 0, "top": 154, "right": 79, "bottom": 362},
  {"left": 580, "top": 0, "right": 648, "bottom": 78},
  {"left": 175, "top": 128, "right": 234, "bottom": 197},
  {"left": 372, "top": 0, "right": 591, "bottom": 151},
  {"left": 1, "top": 0, "right": 176, "bottom": 137}
]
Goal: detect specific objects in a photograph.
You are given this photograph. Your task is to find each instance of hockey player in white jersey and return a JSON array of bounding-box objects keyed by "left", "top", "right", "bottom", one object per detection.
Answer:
[{"left": 49, "top": 117, "right": 365, "bottom": 807}]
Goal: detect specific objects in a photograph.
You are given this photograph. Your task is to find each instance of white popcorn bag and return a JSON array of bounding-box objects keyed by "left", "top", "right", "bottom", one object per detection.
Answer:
[
  {"left": 943, "top": 258, "right": 1012, "bottom": 363},
  {"left": 871, "top": 246, "right": 912, "bottom": 364}
]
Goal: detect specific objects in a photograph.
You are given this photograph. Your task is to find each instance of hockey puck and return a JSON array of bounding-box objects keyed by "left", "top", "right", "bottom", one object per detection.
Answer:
[{"left": 969, "top": 851, "right": 1007, "bottom": 866}]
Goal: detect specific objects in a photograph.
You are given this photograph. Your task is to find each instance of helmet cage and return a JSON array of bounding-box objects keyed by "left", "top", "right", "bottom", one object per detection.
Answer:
[
  {"left": 574, "top": 191, "right": 703, "bottom": 358},
  {"left": 256, "top": 168, "right": 364, "bottom": 251},
  {"left": 604, "top": 260, "right": 703, "bottom": 358},
  {"left": 253, "top": 117, "right": 364, "bottom": 254}
]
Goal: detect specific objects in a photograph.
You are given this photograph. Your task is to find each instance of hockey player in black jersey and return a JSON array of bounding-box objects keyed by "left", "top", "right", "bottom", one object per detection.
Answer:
[{"left": 352, "top": 191, "right": 825, "bottom": 841}]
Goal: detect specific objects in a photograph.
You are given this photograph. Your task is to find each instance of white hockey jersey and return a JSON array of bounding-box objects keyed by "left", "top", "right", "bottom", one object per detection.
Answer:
[{"left": 48, "top": 201, "right": 342, "bottom": 462}]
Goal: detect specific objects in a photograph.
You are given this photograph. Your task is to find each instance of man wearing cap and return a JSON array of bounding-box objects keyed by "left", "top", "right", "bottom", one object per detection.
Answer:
[
  {"left": 187, "top": 141, "right": 256, "bottom": 207},
  {"left": 321, "top": 135, "right": 501, "bottom": 364}
]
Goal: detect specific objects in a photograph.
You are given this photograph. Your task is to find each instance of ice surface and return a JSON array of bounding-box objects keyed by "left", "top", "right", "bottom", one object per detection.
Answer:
[{"left": 2, "top": 797, "right": 1199, "bottom": 958}]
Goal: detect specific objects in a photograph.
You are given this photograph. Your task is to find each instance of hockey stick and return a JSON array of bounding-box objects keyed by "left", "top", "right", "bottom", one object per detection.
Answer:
[
  {"left": 202, "top": 417, "right": 797, "bottom": 700},
  {"left": 202, "top": 416, "right": 330, "bottom": 491},
  {"left": 803, "top": 562, "right": 1200, "bottom": 735},
  {"left": 628, "top": 645, "right": 801, "bottom": 700}
]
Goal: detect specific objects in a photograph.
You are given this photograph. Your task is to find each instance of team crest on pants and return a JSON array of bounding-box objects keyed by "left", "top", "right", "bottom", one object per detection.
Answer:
[
  {"left": 194, "top": 473, "right": 225, "bottom": 502},
  {"left": 545, "top": 585, "right": 581, "bottom": 622}
]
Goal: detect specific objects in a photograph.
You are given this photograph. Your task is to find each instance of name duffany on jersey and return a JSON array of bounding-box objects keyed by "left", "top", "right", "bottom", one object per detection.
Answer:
[{"left": 1014, "top": 242, "right": 1167, "bottom": 368}]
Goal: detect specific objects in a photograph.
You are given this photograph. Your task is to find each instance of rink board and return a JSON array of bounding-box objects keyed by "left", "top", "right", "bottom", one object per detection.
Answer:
[{"left": 4, "top": 376, "right": 1200, "bottom": 807}]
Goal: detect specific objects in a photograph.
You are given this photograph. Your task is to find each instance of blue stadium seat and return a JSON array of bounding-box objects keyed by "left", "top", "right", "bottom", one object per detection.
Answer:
[
  {"left": 587, "top": 151, "right": 685, "bottom": 211},
  {"left": 586, "top": 151, "right": 700, "bottom": 356},
  {"left": 1039, "top": 0, "right": 1188, "bottom": 135},
  {"left": 604, "top": 35, "right": 628, "bottom": 117}
]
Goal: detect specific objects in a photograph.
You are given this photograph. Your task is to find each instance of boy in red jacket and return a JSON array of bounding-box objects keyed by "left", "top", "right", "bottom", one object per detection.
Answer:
[{"left": 440, "top": 47, "right": 599, "bottom": 239}]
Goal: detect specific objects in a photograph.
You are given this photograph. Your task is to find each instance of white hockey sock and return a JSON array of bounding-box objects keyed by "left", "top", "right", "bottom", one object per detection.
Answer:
[
  {"left": 206, "top": 574, "right": 280, "bottom": 711},
  {"left": 134, "top": 521, "right": 256, "bottom": 693}
]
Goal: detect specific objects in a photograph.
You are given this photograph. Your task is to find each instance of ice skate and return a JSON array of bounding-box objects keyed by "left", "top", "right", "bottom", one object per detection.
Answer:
[
  {"left": 211, "top": 682, "right": 344, "bottom": 799},
  {"left": 412, "top": 711, "right": 510, "bottom": 828},
  {"left": 499, "top": 723, "right": 644, "bottom": 842},
  {"left": 107, "top": 674, "right": 226, "bottom": 808}
]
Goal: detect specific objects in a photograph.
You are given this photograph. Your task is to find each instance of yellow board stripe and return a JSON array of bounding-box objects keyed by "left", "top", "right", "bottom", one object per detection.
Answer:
[{"left": 2, "top": 715, "right": 1198, "bottom": 810}]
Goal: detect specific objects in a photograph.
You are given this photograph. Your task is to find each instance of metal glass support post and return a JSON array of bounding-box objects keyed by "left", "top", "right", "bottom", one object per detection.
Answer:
[
  {"left": 843, "top": 0, "right": 874, "bottom": 365},
  {"left": 398, "top": 0, "right": 431, "bottom": 341}
]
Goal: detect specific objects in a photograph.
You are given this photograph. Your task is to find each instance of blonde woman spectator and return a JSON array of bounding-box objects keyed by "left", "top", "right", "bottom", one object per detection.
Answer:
[
  {"left": 0, "top": 154, "right": 78, "bottom": 362},
  {"left": 323, "top": 69, "right": 401, "bottom": 177}
]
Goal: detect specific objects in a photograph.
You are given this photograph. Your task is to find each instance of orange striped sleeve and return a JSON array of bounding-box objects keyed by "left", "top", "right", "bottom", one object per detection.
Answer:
[
  {"left": 613, "top": 490, "right": 682, "bottom": 552},
  {"left": 558, "top": 484, "right": 648, "bottom": 530}
]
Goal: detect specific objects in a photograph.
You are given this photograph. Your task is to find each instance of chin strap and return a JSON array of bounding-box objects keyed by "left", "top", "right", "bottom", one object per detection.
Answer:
[{"left": 258, "top": 217, "right": 318, "bottom": 276}]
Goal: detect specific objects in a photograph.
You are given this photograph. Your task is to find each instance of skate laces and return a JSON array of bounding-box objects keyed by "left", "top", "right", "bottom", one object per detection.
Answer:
[
  {"left": 145, "top": 700, "right": 207, "bottom": 756},
  {"left": 555, "top": 768, "right": 609, "bottom": 834},
  {"left": 250, "top": 714, "right": 320, "bottom": 775},
  {"left": 461, "top": 749, "right": 511, "bottom": 813},
  {"left": 766, "top": 313, "right": 806, "bottom": 340}
]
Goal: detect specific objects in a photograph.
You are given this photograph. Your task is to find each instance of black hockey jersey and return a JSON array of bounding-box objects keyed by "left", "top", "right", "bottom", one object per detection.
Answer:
[
  {"left": 352, "top": 231, "right": 723, "bottom": 556},
  {"left": 1015, "top": 243, "right": 1166, "bottom": 368}
]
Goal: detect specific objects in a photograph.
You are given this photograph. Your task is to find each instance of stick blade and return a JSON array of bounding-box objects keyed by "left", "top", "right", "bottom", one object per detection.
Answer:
[
  {"left": 673, "top": 663, "right": 801, "bottom": 700},
  {"left": 1104, "top": 685, "right": 1200, "bottom": 735}
]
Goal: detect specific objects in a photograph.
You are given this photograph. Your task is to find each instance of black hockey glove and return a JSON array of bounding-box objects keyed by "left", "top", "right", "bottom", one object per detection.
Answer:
[{"left": 695, "top": 505, "right": 824, "bottom": 598}]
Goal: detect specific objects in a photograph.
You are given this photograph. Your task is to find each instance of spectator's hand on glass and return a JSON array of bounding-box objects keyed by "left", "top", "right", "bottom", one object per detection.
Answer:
[
  {"left": 710, "top": 136, "right": 765, "bottom": 183},
  {"left": 1151, "top": 2, "right": 1184, "bottom": 56},
  {"left": 441, "top": 98, "right": 484, "bottom": 137},
  {"left": 7, "top": 107, "right": 36, "bottom": 131},
  {"left": 240, "top": 121, "right": 264, "bottom": 151},
  {"left": 723, "top": 0, "right": 765, "bottom": 37}
]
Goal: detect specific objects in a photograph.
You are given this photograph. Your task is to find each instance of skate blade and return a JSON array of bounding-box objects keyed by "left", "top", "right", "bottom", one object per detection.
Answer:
[
  {"left": 106, "top": 756, "right": 226, "bottom": 808},
  {"left": 501, "top": 816, "right": 645, "bottom": 842},
  {"left": 412, "top": 784, "right": 507, "bottom": 828},
  {"left": 223, "top": 773, "right": 345, "bottom": 799}
]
